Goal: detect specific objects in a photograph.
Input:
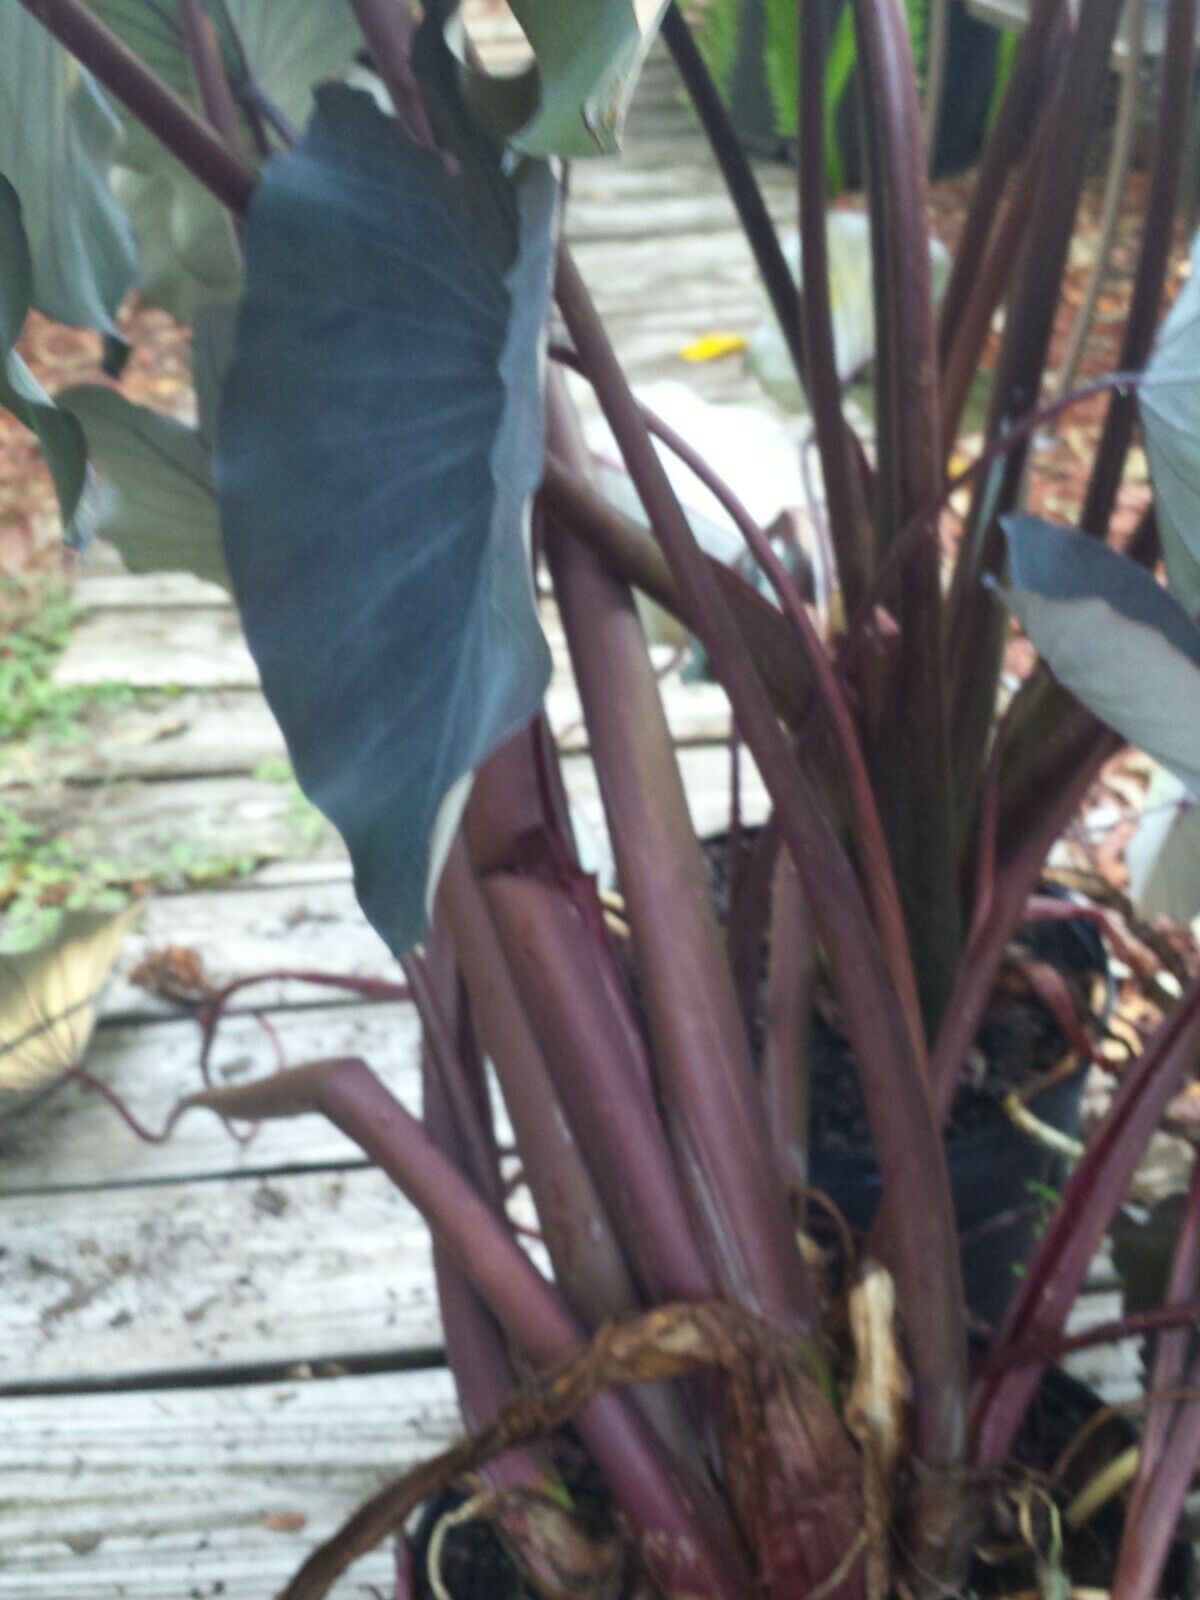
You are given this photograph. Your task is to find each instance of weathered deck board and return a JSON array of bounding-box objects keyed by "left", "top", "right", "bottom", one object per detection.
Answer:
[
  {"left": 0, "top": 1002, "right": 420, "bottom": 1193},
  {"left": 54, "top": 607, "right": 259, "bottom": 689},
  {"left": 0, "top": 1368, "right": 460, "bottom": 1598},
  {"left": 71, "top": 571, "right": 232, "bottom": 611},
  {"left": 2, "top": 1165, "right": 440, "bottom": 1386},
  {"left": 7, "top": 679, "right": 732, "bottom": 788},
  {"left": 20, "top": 745, "right": 764, "bottom": 887},
  {"left": 98, "top": 877, "right": 392, "bottom": 1025},
  {"left": 18, "top": 772, "right": 340, "bottom": 875}
]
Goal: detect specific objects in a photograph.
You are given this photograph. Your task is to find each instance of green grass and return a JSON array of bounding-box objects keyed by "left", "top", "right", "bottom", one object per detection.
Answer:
[
  {"left": 0, "top": 573, "right": 137, "bottom": 748},
  {"left": 0, "top": 795, "right": 264, "bottom": 952},
  {"left": 0, "top": 576, "right": 265, "bottom": 949},
  {"left": 0, "top": 800, "right": 127, "bottom": 951}
]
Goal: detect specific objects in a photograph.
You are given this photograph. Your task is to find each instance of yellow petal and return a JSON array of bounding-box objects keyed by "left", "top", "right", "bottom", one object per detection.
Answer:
[{"left": 678, "top": 332, "right": 748, "bottom": 364}]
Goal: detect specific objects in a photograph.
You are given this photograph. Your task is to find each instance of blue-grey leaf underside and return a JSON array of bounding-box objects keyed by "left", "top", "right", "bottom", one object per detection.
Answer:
[{"left": 216, "top": 86, "right": 556, "bottom": 953}]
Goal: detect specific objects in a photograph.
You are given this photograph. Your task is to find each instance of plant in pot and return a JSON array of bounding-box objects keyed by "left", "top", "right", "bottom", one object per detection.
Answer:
[{"left": 6, "top": 0, "right": 1200, "bottom": 1597}]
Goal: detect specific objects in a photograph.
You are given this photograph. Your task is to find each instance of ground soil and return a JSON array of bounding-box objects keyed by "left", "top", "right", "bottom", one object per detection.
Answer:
[{"left": 973, "top": 1365, "right": 1193, "bottom": 1597}]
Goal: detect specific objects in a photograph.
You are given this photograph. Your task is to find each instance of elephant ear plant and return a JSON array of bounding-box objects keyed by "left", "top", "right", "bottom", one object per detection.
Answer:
[{"left": 9, "top": 0, "right": 1200, "bottom": 1596}]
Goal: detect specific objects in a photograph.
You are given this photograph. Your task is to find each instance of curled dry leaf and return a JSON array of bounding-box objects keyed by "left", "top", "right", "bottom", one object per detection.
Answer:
[
  {"left": 129, "top": 943, "right": 213, "bottom": 1004},
  {"left": 845, "top": 1263, "right": 908, "bottom": 1600},
  {"left": 276, "top": 1299, "right": 855, "bottom": 1600}
]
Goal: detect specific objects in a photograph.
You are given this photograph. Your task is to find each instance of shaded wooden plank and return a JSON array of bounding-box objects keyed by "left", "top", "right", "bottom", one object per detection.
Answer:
[
  {"left": 14, "top": 745, "right": 761, "bottom": 898},
  {"left": 0, "top": 692, "right": 286, "bottom": 788},
  {"left": 54, "top": 607, "right": 258, "bottom": 690},
  {"left": 71, "top": 571, "right": 232, "bottom": 612},
  {"left": 0, "top": 1002, "right": 421, "bottom": 1194},
  {"left": 16, "top": 773, "right": 339, "bottom": 878},
  {"left": 4, "top": 679, "right": 732, "bottom": 787},
  {"left": 567, "top": 185, "right": 794, "bottom": 244},
  {"left": 1, "top": 1164, "right": 440, "bottom": 1385},
  {"left": 0, "top": 1368, "right": 459, "bottom": 1598}
]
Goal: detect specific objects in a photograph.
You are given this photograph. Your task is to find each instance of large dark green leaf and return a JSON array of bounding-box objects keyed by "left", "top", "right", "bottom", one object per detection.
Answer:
[
  {"left": 215, "top": 86, "right": 556, "bottom": 954},
  {"left": 999, "top": 515, "right": 1200, "bottom": 791},
  {"left": 0, "top": 178, "right": 94, "bottom": 546},
  {"left": 93, "top": 0, "right": 363, "bottom": 322},
  {"left": 59, "top": 386, "right": 227, "bottom": 587},
  {"left": 458, "top": 0, "right": 670, "bottom": 157},
  {"left": 1140, "top": 229, "right": 1200, "bottom": 620},
  {"left": 0, "top": 7, "right": 136, "bottom": 333}
]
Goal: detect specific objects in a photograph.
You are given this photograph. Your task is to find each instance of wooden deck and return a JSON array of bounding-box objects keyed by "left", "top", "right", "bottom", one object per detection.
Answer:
[{"left": 0, "top": 47, "right": 1146, "bottom": 1600}]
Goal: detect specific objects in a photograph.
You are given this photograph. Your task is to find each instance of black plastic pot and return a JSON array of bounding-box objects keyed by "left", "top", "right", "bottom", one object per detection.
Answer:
[
  {"left": 808, "top": 897, "right": 1107, "bottom": 1329},
  {"left": 810, "top": 1062, "right": 1087, "bottom": 1328}
]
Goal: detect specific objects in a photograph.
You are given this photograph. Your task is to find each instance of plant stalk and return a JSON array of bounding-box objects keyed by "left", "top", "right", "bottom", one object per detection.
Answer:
[
  {"left": 1116, "top": 1153, "right": 1200, "bottom": 1596},
  {"left": 937, "top": 0, "right": 1068, "bottom": 371},
  {"left": 798, "top": 0, "right": 874, "bottom": 614},
  {"left": 945, "top": 0, "right": 1125, "bottom": 857},
  {"left": 660, "top": 2, "right": 808, "bottom": 387},
  {"left": 15, "top": 0, "right": 256, "bottom": 213},
  {"left": 555, "top": 244, "right": 968, "bottom": 1545},
  {"left": 179, "top": 0, "right": 243, "bottom": 153},
  {"left": 761, "top": 848, "right": 815, "bottom": 1196},
  {"left": 544, "top": 367, "right": 815, "bottom": 1324},
  {"left": 437, "top": 841, "right": 643, "bottom": 1330},
  {"left": 851, "top": 0, "right": 960, "bottom": 1035},
  {"left": 541, "top": 455, "right": 811, "bottom": 726}
]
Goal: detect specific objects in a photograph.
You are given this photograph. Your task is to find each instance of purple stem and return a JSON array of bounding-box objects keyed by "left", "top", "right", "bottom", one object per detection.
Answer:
[
  {"left": 555, "top": 244, "right": 967, "bottom": 1518},
  {"left": 991, "top": 1300, "right": 1200, "bottom": 1371},
  {"left": 937, "top": 0, "right": 1068, "bottom": 370},
  {"left": 660, "top": 3, "right": 807, "bottom": 386},
  {"left": 179, "top": 0, "right": 242, "bottom": 151},
  {"left": 482, "top": 865, "right": 723, "bottom": 1308},
  {"left": 437, "top": 842, "right": 641, "bottom": 1330},
  {"left": 541, "top": 457, "right": 811, "bottom": 726},
  {"left": 798, "top": 0, "right": 873, "bottom": 611},
  {"left": 727, "top": 813, "right": 782, "bottom": 1030},
  {"left": 1113, "top": 1338, "right": 1200, "bottom": 1600},
  {"left": 929, "top": 725, "right": 1120, "bottom": 1119},
  {"left": 605, "top": 378, "right": 921, "bottom": 1048},
  {"left": 180, "top": 1058, "right": 757, "bottom": 1600},
  {"left": 400, "top": 948, "right": 505, "bottom": 1213},
  {"left": 939, "top": 118, "right": 1051, "bottom": 450},
  {"left": 761, "top": 848, "right": 815, "bottom": 1196},
  {"left": 346, "top": 0, "right": 436, "bottom": 151},
  {"left": 1117, "top": 1153, "right": 1200, "bottom": 1592},
  {"left": 851, "top": 0, "right": 960, "bottom": 1033},
  {"left": 543, "top": 369, "right": 812, "bottom": 1324},
  {"left": 946, "top": 0, "right": 1125, "bottom": 757}
]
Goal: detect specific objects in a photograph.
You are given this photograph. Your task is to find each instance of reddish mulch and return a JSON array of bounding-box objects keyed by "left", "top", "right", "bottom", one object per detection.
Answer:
[{"left": 1, "top": 300, "right": 192, "bottom": 573}]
